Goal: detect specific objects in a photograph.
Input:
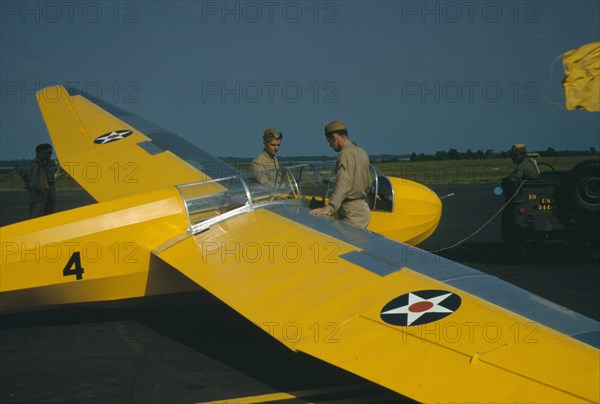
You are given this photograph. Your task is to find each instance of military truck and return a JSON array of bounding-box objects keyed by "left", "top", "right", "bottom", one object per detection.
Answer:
[{"left": 501, "top": 159, "right": 600, "bottom": 248}]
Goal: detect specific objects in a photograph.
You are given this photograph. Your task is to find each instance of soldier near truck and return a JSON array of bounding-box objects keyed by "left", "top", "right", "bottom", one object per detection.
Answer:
[
  {"left": 499, "top": 150, "right": 599, "bottom": 250},
  {"left": 501, "top": 143, "right": 540, "bottom": 198}
]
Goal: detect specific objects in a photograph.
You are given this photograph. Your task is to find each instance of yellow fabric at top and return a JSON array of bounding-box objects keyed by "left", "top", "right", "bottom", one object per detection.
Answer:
[{"left": 562, "top": 41, "right": 600, "bottom": 111}]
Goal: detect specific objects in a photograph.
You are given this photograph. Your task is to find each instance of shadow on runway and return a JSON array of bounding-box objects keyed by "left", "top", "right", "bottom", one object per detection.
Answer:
[
  {"left": 1, "top": 294, "right": 414, "bottom": 403},
  {"left": 436, "top": 241, "right": 599, "bottom": 266},
  {"left": 425, "top": 241, "right": 600, "bottom": 321}
]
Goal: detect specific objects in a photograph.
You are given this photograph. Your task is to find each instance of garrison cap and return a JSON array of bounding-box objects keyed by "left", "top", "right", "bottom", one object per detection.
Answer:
[
  {"left": 263, "top": 128, "right": 282, "bottom": 142},
  {"left": 511, "top": 143, "right": 527, "bottom": 153},
  {"left": 324, "top": 120, "right": 347, "bottom": 134}
]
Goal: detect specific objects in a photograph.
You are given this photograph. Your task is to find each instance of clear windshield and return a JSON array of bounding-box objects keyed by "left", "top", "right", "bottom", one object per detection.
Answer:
[{"left": 177, "top": 162, "right": 394, "bottom": 233}]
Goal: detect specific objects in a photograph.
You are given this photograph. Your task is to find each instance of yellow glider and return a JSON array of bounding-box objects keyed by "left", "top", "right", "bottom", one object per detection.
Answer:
[{"left": 1, "top": 85, "right": 598, "bottom": 403}]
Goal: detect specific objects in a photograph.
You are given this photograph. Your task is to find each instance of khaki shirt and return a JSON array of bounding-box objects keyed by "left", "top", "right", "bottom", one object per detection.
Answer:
[
  {"left": 26, "top": 158, "right": 58, "bottom": 189},
  {"left": 328, "top": 141, "right": 372, "bottom": 212},
  {"left": 509, "top": 157, "right": 540, "bottom": 182},
  {"left": 251, "top": 150, "right": 279, "bottom": 186}
]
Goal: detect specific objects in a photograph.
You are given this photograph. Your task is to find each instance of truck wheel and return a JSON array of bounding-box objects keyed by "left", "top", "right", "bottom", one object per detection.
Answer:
[{"left": 564, "top": 159, "right": 600, "bottom": 216}]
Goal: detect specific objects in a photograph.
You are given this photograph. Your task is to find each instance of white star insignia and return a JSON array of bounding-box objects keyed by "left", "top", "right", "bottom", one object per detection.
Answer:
[
  {"left": 382, "top": 292, "right": 454, "bottom": 326},
  {"left": 94, "top": 130, "right": 133, "bottom": 144},
  {"left": 99, "top": 131, "right": 125, "bottom": 143}
]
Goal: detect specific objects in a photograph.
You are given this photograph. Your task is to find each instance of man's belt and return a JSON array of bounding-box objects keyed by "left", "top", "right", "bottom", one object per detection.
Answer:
[{"left": 342, "top": 197, "right": 366, "bottom": 203}]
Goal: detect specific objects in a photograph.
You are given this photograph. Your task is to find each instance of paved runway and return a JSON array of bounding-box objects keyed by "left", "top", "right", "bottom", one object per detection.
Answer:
[{"left": 1, "top": 186, "right": 598, "bottom": 403}]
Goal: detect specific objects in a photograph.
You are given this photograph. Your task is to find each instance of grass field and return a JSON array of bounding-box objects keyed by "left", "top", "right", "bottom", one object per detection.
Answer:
[
  {"left": 373, "top": 155, "right": 595, "bottom": 184},
  {"left": 0, "top": 155, "right": 595, "bottom": 189}
]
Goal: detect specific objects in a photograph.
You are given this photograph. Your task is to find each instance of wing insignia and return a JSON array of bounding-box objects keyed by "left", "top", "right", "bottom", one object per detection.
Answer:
[
  {"left": 93, "top": 129, "right": 134, "bottom": 144},
  {"left": 380, "top": 290, "right": 462, "bottom": 327}
]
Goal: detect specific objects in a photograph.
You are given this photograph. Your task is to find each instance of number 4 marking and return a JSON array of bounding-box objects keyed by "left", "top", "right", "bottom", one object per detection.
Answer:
[{"left": 63, "top": 252, "right": 84, "bottom": 280}]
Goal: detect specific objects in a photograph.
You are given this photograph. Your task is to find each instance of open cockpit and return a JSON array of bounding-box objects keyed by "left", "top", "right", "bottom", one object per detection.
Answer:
[{"left": 176, "top": 162, "right": 396, "bottom": 235}]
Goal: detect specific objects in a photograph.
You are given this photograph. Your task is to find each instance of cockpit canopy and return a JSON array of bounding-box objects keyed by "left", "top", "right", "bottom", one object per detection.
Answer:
[{"left": 177, "top": 162, "right": 394, "bottom": 233}]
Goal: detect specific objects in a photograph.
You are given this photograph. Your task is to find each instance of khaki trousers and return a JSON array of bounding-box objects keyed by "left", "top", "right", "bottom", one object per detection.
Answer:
[{"left": 339, "top": 199, "right": 370, "bottom": 229}]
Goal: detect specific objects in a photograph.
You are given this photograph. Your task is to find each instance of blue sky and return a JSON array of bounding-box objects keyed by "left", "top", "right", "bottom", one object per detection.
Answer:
[{"left": 1, "top": 0, "right": 599, "bottom": 159}]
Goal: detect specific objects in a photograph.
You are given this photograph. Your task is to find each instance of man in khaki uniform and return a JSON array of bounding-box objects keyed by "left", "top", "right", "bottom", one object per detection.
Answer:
[
  {"left": 24, "top": 143, "right": 59, "bottom": 218},
  {"left": 501, "top": 143, "right": 540, "bottom": 197},
  {"left": 310, "top": 120, "right": 373, "bottom": 228},
  {"left": 251, "top": 128, "right": 282, "bottom": 186},
  {"left": 507, "top": 143, "right": 540, "bottom": 182}
]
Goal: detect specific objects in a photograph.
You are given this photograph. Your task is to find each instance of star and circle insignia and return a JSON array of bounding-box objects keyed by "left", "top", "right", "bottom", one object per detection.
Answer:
[
  {"left": 93, "top": 130, "right": 133, "bottom": 144},
  {"left": 380, "top": 290, "right": 462, "bottom": 327}
]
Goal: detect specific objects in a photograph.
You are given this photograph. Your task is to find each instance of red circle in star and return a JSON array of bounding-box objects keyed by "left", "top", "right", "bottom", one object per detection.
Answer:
[{"left": 409, "top": 301, "right": 434, "bottom": 313}]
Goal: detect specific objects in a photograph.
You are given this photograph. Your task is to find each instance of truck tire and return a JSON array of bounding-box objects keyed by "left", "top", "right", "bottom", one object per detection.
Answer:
[{"left": 563, "top": 159, "right": 600, "bottom": 217}]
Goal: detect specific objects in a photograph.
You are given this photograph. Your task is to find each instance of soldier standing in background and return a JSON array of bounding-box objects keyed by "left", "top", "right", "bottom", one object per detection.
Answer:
[{"left": 23, "top": 143, "right": 59, "bottom": 218}]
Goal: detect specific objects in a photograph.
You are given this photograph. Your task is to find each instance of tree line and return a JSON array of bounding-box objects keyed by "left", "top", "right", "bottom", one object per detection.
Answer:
[
  {"left": 1, "top": 147, "right": 597, "bottom": 169},
  {"left": 408, "top": 147, "right": 598, "bottom": 162}
]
